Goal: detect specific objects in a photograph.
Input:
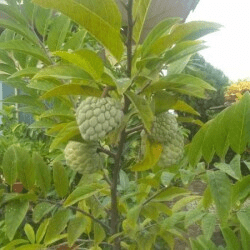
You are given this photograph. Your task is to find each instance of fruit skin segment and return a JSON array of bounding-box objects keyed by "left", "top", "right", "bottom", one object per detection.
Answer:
[
  {"left": 142, "top": 112, "right": 184, "bottom": 167},
  {"left": 64, "top": 141, "right": 103, "bottom": 174},
  {"left": 76, "top": 97, "right": 123, "bottom": 141}
]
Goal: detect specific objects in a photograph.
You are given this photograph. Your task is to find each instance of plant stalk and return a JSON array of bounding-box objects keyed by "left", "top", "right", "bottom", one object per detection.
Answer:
[{"left": 110, "top": 0, "right": 134, "bottom": 249}]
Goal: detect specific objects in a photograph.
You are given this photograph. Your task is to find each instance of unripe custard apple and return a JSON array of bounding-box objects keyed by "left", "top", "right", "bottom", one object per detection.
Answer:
[
  {"left": 64, "top": 141, "right": 103, "bottom": 174},
  {"left": 76, "top": 97, "right": 123, "bottom": 141}
]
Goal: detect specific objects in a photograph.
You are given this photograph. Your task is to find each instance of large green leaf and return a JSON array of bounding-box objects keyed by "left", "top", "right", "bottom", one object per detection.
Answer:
[
  {"left": 47, "top": 14, "right": 71, "bottom": 52},
  {"left": 145, "top": 74, "right": 215, "bottom": 99},
  {"left": 36, "top": 218, "right": 50, "bottom": 244},
  {"left": 24, "top": 224, "right": 36, "bottom": 244},
  {"left": 237, "top": 207, "right": 250, "bottom": 234},
  {"left": 125, "top": 90, "right": 154, "bottom": 132},
  {"left": 207, "top": 171, "right": 232, "bottom": 226},
  {"left": 40, "top": 84, "right": 102, "bottom": 99},
  {"left": 44, "top": 209, "right": 71, "bottom": 245},
  {"left": 9, "top": 67, "right": 40, "bottom": 79},
  {"left": 131, "top": 138, "right": 162, "bottom": 171},
  {"left": 53, "top": 162, "right": 69, "bottom": 197},
  {"left": 5, "top": 200, "right": 29, "bottom": 241},
  {"left": 4, "top": 95, "right": 43, "bottom": 107},
  {"left": 64, "top": 184, "right": 102, "bottom": 207},
  {"left": 54, "top": 50, "right": 104, "bottom": 80},
  {"left": 149, "top": 21, "right": 222, "bottom": 55},
  {"left": 188, "top": 92, "right": 250, "bottom": 166},
  {"left": 33, "top": 0, "right": 124, "bottom": 61},
  {"left": 141, "top": 17, "right": 182, "bottom": 57},
  {"left": 221, "top": 227, "right": 241, "bottom": 250},
  {"left": 32, "top": 65, "right": 92, "bottom": 80},
  {"left": 2, "top": 145, "right": 18, "bottom": 186},
  {"left": 67, "top": 217, "right": 87, "bottom": 247},
  {"left": 32, "top": 152, "right": 51, "bottom": 194},
  {"left": 32, "top": 202, "right": 55, "bottom": 223},
  {"left": 132, "top": 0, "right": 152, "bottom": 43},
  {"left": 0, "top": 19, "right": 38, "bottom": 44},
  {"left": 0, "top": 40, "right": 50, "bottom": 64}
]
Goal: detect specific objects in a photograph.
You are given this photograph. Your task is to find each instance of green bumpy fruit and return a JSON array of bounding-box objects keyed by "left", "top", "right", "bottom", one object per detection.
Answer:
[
  {"left": 141, "top": 112, "right": 184, "bottom": 167},
  {"left": 150, "top": 112, "right": 179, "bottom": 144},
  {"left": 76, "top": 97, "right": 123, "bottom": 141},
  {"left": 64, "top": 141, "right": 103, "bottom": 174}
]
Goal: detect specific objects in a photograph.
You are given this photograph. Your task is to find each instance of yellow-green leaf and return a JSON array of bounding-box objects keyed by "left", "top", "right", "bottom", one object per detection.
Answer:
[
  {"left": 24, "top": 224, "right": 35, "bottom": 244},
  {"left": 53, "top": 162, "right": 69, "bottom": 197}
]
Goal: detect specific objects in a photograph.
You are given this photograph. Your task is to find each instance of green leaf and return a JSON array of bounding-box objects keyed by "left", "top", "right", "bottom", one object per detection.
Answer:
[
  {"left": 34, "top": 7, "right": 52, "bottom": 37},
  {"left": 0, "top": 19, "right": 38, "bottom": 44},
  {"left": 33, "top": 203, "right": 55, "bottom": 223},
  {"left": 172, "top": 195, "right": 201, "bottom": 213},
  {"left": 146, "top": 74, "right": 215, "bottom": 99},
  {"left": 232, "top": 175, "right": 250, "bottom": 203},
  {"left": 53, "top": 161, "right": 69, "bottom": 197},
  {"left": 201, "top": 213, "right": 216, "bottom": 240},
  {"left": 116, "top": 78, "right": 131, "bottom": 95},
  {"left": 24, "top": 224, "right": 35, "bottom": 244},
  {"left": 221, "top": 227, "right": 241, "bottom": 250},
  {"left": 44, "top": 209, "right": 71, "bottom": 245},
  {"left": 141, "top": 17, "right": 182, "bottom": 57},
  {"left": 214, "top": 154, "right": 242, "bottom": 180},
  {"left": 9, "top": 67, "right": 40, "bottom": 79},
  {"left": 1, "top": 239, "right": 29, "bottom": 250},
  {"left": 0, "top": 40, "right": 50, "bottom": 64},
  {"left": 14, "top": 147, "right": 35, "bottom": 190},
  {"left": 4, "top": 95, "right": 43, "bottom": 107},
  {"left": 40, "top": 84, "right": 102, "bottom": 99},
  {"left": 5, "top": 200, "right": 29, "bottom": 241},
  {"left": 153, "top": 187, "right": 190, "bottom": 202},
  {"left": 63, "top": 29, "right": 87, "bottom": 51},
  {"left": 136, "top": 230, "right": 156, "bottom": 250},
  {"left": 125, "top": 91, "right": 154, "bottom": 132},
  {"left": 132, "top": 0, "right": 152, "bottom": 43},
  {"left": 131, "top": 138, "right": 162, "bottom": 171},
  {"left": 94, "top": 222, "right": 106, "bottom": 244},
  {"left": 207, "top": 171, "right": 232, "bottom": 226},
  {"left": 164, "top": 40, "right": 207, "bottom": 65},
  {"left": 2, "top": 145, "right": 18, "bottom": 186},
  {"left": 240, "top": 224, "right": 250, "bottom": 250},
  {"left": 153, "top": 91, "right": 178, "bottom": 114},
  {"left": 28, "top": 79, "right": 60, "bottom": 91},
  {"left": 237, "top": 207, "right": 250, "bottom": 234},
  {"left": 32, "top": 152, "right": 51, "bottom": 194},
  {"left": 0, "top": 193, "right": 37, "bottom": 207},
  {"left": 33, "top": 64, "right": 92, "bottom": 80},
  {"left": 184, "top": 208, "right": 205, "bottom": 228},
  {"left": 172, "top": 100, "right": 200, "bottom": 116},
  {"left": 67, "top": 217, "right": 87, "bottom": 247},
  {"left": 36, "top": 218, "right": 50, "bottom": 244},
  {"left": 149, "top": 21, "right": 222, "bottom": 55},
  {"left": 15, "top": 244, "right": 45, "bottom": 250},
  {"left": 50, "top": 121, "right": 81, "bottom": 150},
  {"left": 47, "top": 14, "right": 71, "bottom": 52},
  {"left": 161, "top": 172, "right": 175, "bottom": 187},
  {"left": 64, "top": 184, "right": 102, "bottom": 207},
  {"left": 54, "top": 50, "right": 104, "bottom": 80},
  {"left": 33, "top": 0, "right": 124, "bottom": 61},
  {"left": 167, "top": 54, "right": 192, "bottom": 75}
]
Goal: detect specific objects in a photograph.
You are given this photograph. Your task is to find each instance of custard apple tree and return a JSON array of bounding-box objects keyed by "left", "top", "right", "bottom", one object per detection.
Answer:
[{"left": 1, "top": 1, "right": 249, "bottom": 250}]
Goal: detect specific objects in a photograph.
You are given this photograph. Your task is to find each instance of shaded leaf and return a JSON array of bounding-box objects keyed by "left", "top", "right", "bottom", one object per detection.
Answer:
[
  {"left": 221, "top": 227, "right": 241, "bottom": 250},
  {"left": 33, "top": 202, "right": 55, "bottom": 223}
]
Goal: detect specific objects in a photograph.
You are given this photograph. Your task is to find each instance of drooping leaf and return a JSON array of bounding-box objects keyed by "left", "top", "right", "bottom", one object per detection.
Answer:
[
  {"left": 132, "top": 0, "right": 152, "bottom": 43},
  {"left": 32, "top": 64, "right": 92, "bottom": 81},
  {"left": 67, "top": 217, "right": 87, "bottom": 247},
  {"left": 125, "top": 90, "right": 154, "bottom": 132},
  {"left": 24, "top": 224, "right": 36, "bottom": 244},
  {"left": 221, "top": 227, "right": 241, "bottom": 250},
  {"left": 33, "top": 0, "right": 124, "bottom": 61},
  {"left": 44, "top": 209, "right": 71, "bottom": 245},
  {"left": 40, "top": 84, "right": 102, "bottom": 99},
  {"left": 32, "top": 202, "right": 55, "bottom": 223},
  {"left": 5, "top": 200, "right": 29, "bottom": 241},
  {"left": 131, "top": 138, "right": 162, "bottom": 171},
  {"left": 53, "top": 161, "right": 69, "bottom": 197},
  {"left": 207, "top": 171, "right": 232, "bottom": 226},
  {"left": 0, "top": 40, "right": 50, "bottom": 64},
  {"left": 47, "top": 14, "right": 71, "bottom": 52},
  {"left": 54, "top": 50, "right": 104, "bottom": 80},
  {"left": 64, "top": 184, "right": 102, "bottom": 207},
  {"left": 32, "top": 152, "right": 51, "bottom": 194},
  {"left": 9, "top": 67, "right": 40, "bottom": 79},
  {"left": 2, "top": 145, "right": 18, "bottom": 186}
]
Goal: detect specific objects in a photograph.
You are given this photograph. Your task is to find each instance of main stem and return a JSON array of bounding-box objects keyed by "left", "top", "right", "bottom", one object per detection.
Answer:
[{"left": 110, "top": 1, "right": 134, "bottom": 249}]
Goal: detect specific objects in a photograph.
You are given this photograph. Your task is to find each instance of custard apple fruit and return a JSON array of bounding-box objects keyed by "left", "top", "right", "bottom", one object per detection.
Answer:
[
  {"left": 150, "top": 112, "right": 179, "bottom": 144},
  {"left": 76, "top": 97, "right": 123, "bottom": 141},
  {"left": 64, "top": 141, "right": 103, "bottom": 174}
]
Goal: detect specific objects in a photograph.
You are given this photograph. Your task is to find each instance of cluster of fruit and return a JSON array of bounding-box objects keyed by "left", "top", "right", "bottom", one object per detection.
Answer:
[{"left": 64, "top": 97, "right": 184, "bottom": 174}]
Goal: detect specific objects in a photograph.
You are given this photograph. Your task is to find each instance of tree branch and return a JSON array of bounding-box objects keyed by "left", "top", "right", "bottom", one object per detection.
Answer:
[
  {"left": 142, "top": 186, "right": 168, "bottom": 206},
  {"left": 97, "top": 147, "right": 116, "bottom": 158},
  {"left": 125, "top": 124, "right": 144, "bottom": 135}
]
